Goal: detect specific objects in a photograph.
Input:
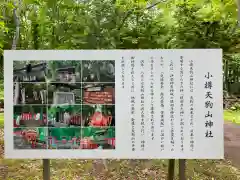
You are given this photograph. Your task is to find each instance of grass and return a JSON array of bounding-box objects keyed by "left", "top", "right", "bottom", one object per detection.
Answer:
[
  {"left": 224, "top": 110, "right": 240, "bottom": 124},
  {"left": 0, "top": 159, "right": 239, "bottom": 179},
  {"left": 0, "top": 113, "right": 3, "bottom": 128},
  {"left": 0, "top": 112, "right": 239, "bottom": 179}
]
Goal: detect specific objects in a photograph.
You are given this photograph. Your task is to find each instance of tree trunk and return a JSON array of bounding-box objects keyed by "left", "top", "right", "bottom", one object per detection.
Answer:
[
  {"left": 12, "top": 1, "right": 20, "bottom": 50},
  {"left": 224, "top": 56, "right": 229, "bottom": 92},
  {"left": 12, "top": 1, "right": 20, "bottom": 105}
]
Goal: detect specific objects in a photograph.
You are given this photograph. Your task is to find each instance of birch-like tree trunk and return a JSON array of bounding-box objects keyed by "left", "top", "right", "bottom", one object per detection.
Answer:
[
  {"left": 12, "top": 1, "right": 20, "bottom": 50},
  {"left": 12, "top": 1, "right": 21, "bottom": 104}
]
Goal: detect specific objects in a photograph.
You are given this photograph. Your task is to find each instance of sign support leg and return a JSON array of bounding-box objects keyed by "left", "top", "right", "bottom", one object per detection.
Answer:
[
  {"left": 179, "top": 159, "right": 186, "bottom": 180},
  {"left": 167, "top": 159, "right": 175, "bottom": 180},
  {"left": 43, "top": 159, "right": 50, "bottom": 180}
]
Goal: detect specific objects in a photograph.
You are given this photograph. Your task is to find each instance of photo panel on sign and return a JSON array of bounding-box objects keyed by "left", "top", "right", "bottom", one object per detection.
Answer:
[
  {"left": 13, "top": 127, "right": 48, "bottom": 149},
  {"left": 47, "top": 83, "right": 82, "bottom": 104},
  {"left": 81, "top": 127, "right": 115, "bottom": 150},
  {"left": 47, "top": 127, "right": 116, "bottom": 150},
  {"left": 82, "top": 83, "right": 115, "bottom": 105},
  {"left": 47, "top": 127, "right": 82, "bottom": 149},
  {"left": 47, "top": 105, "right": 82, "bottom": 127},
  {"left": 13, "top": 83, "right": 47, "bottom": 105},
  {"left": 13, "top": 60, "right": 47, "bottom": 82},
  {"left": 82, "top": 60, "right": 115, "bottom": 83},
  {"left": 46, "top": 60, "right": 82, "bottom": 83},
  {"left": 81, "top": 104, "right": 115, "bottom": 127},
  {"left": 13, "top": 105, "right": 48, "bottom": 128}
]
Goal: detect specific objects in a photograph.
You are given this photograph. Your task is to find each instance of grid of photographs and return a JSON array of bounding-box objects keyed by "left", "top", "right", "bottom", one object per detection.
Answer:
[{"left": 13, "top": 60, "right": 115, "bottom": 150}]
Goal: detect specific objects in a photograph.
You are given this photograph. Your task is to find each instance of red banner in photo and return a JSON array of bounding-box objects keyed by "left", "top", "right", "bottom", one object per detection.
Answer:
[{"left": 83, "top": 87, "right": 114, "bottom": 104}]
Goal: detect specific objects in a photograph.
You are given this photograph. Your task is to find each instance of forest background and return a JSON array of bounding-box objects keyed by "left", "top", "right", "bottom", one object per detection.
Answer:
[{"left": 0, "top": 0, "right": 240, "bottom": 179}]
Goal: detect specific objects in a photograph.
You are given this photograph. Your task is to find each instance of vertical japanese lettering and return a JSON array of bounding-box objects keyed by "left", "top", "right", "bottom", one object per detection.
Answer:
[
  {"left": 150, "top": 57, "right": 155, "bottom": 141},
  {"left": 160, "top": 56, "right": 165, "bottom": 151},
  {"left": 130, "top": 56, "right": 136, "bottom": 151},
  {"left": 179, "top": 56, "right": 184, "bottom": 152},
  {"left": 204, "top": 72, "right": 214, "bottom": 138},
  {"left": 121, "top": 57, "right": 125, "bottom": 88},
  {"left": 169, "top": 59, "right": 175, "bottom": 152},
  {"left": 189, "top": 60, "right": 194, "bottom": 151},
  {"left": 140, "top": 59, "right": 145, "bottom": 151}
]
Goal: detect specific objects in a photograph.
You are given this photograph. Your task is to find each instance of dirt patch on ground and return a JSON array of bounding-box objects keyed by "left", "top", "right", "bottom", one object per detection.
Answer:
[{"left": 224, "top": 122, "right": 240, "bottom": 167}]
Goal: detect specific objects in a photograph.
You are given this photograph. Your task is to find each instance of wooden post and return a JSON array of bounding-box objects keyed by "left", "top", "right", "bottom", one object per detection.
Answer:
[
  {"left": 43, "top": 159, "right": 50, "bottom": 180},
  {"left": 167, "top": 159, "right": 175, "bottom": 180},
  {"left": 179, "top": 159, "right": 186, "bottom": 180}
]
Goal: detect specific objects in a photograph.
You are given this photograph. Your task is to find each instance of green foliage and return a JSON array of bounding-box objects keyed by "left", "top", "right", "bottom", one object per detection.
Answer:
[
  {"left": 1, "top": 0, "right": 238, "bottom": 50},
  {"left": 0, "top": 80, "right": 3, "bottom": 100},
  {"left": 0, "top": 0, "right": 240, "bottom": 96},
  {"left": 230, "top": 102, "right": 240, "bottom": 111}
]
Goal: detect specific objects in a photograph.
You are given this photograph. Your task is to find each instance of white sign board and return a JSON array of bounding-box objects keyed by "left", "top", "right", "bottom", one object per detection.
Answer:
[{"left": 4, "top": 49, "right": 223, "bottom": 159}]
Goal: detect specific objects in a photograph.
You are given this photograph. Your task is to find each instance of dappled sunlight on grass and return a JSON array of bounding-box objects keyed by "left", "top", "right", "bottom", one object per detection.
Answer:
[
  {"left": 224, "top": 110, "right": 240, "bottom": 124},
  {"left": 0, "top": 159, "right": 239, "bottom": 179}
]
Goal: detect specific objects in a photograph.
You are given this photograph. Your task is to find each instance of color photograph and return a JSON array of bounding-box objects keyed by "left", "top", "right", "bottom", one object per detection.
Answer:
[
  {"left": 80, "top": 127, "right": 115, "bottom": 150},
  {"left": 13, "top": 83, "right": 47, "bottom": 105},
  {"left": 14, "top": 105, "right": 47, "bottom": 127},
  {"left": 47, "top": 83, "right": 82, "bottom": 104},
  {"left": 47, "top": 105, "right": 82, "bottom": 127},
  {"left": 82, "top": 83, "right": 115, "bottom": 104},
  {"left": 13, "top": 61, "right": 47, "bottom": 82},
  {"left": 47, "top": 127, "right": 115, "bottom": 150},
  {"left": 13, "top": 127, "right": 48, "bottom": 149},
  {"left": 82, "top": 104, "right": 115, "bottom": 127},
  {"left": 82, "top": 60, "right": 115, "bottom": 82},
  {"left": 47, "top": 104, "right": 115, "bottom": 127},
  {"left": 47, "top": 127, "right": 82, "bottom": 149},
  {"left": 46, "top": 60, "right": 82, "bottom": 83}
]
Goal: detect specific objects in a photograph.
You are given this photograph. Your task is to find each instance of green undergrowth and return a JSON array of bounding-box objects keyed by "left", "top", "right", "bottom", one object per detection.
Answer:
[
  {"left": 0, "top": 81, "right": 3, "bottom": 100},
  {"left": 224, "top": 110, "right": 240, "bottom": 125}
]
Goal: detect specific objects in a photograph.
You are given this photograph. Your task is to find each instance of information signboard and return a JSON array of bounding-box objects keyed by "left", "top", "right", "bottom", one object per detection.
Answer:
[{"left": 4, "top": 49, "right": 223, "bottom": 159}]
